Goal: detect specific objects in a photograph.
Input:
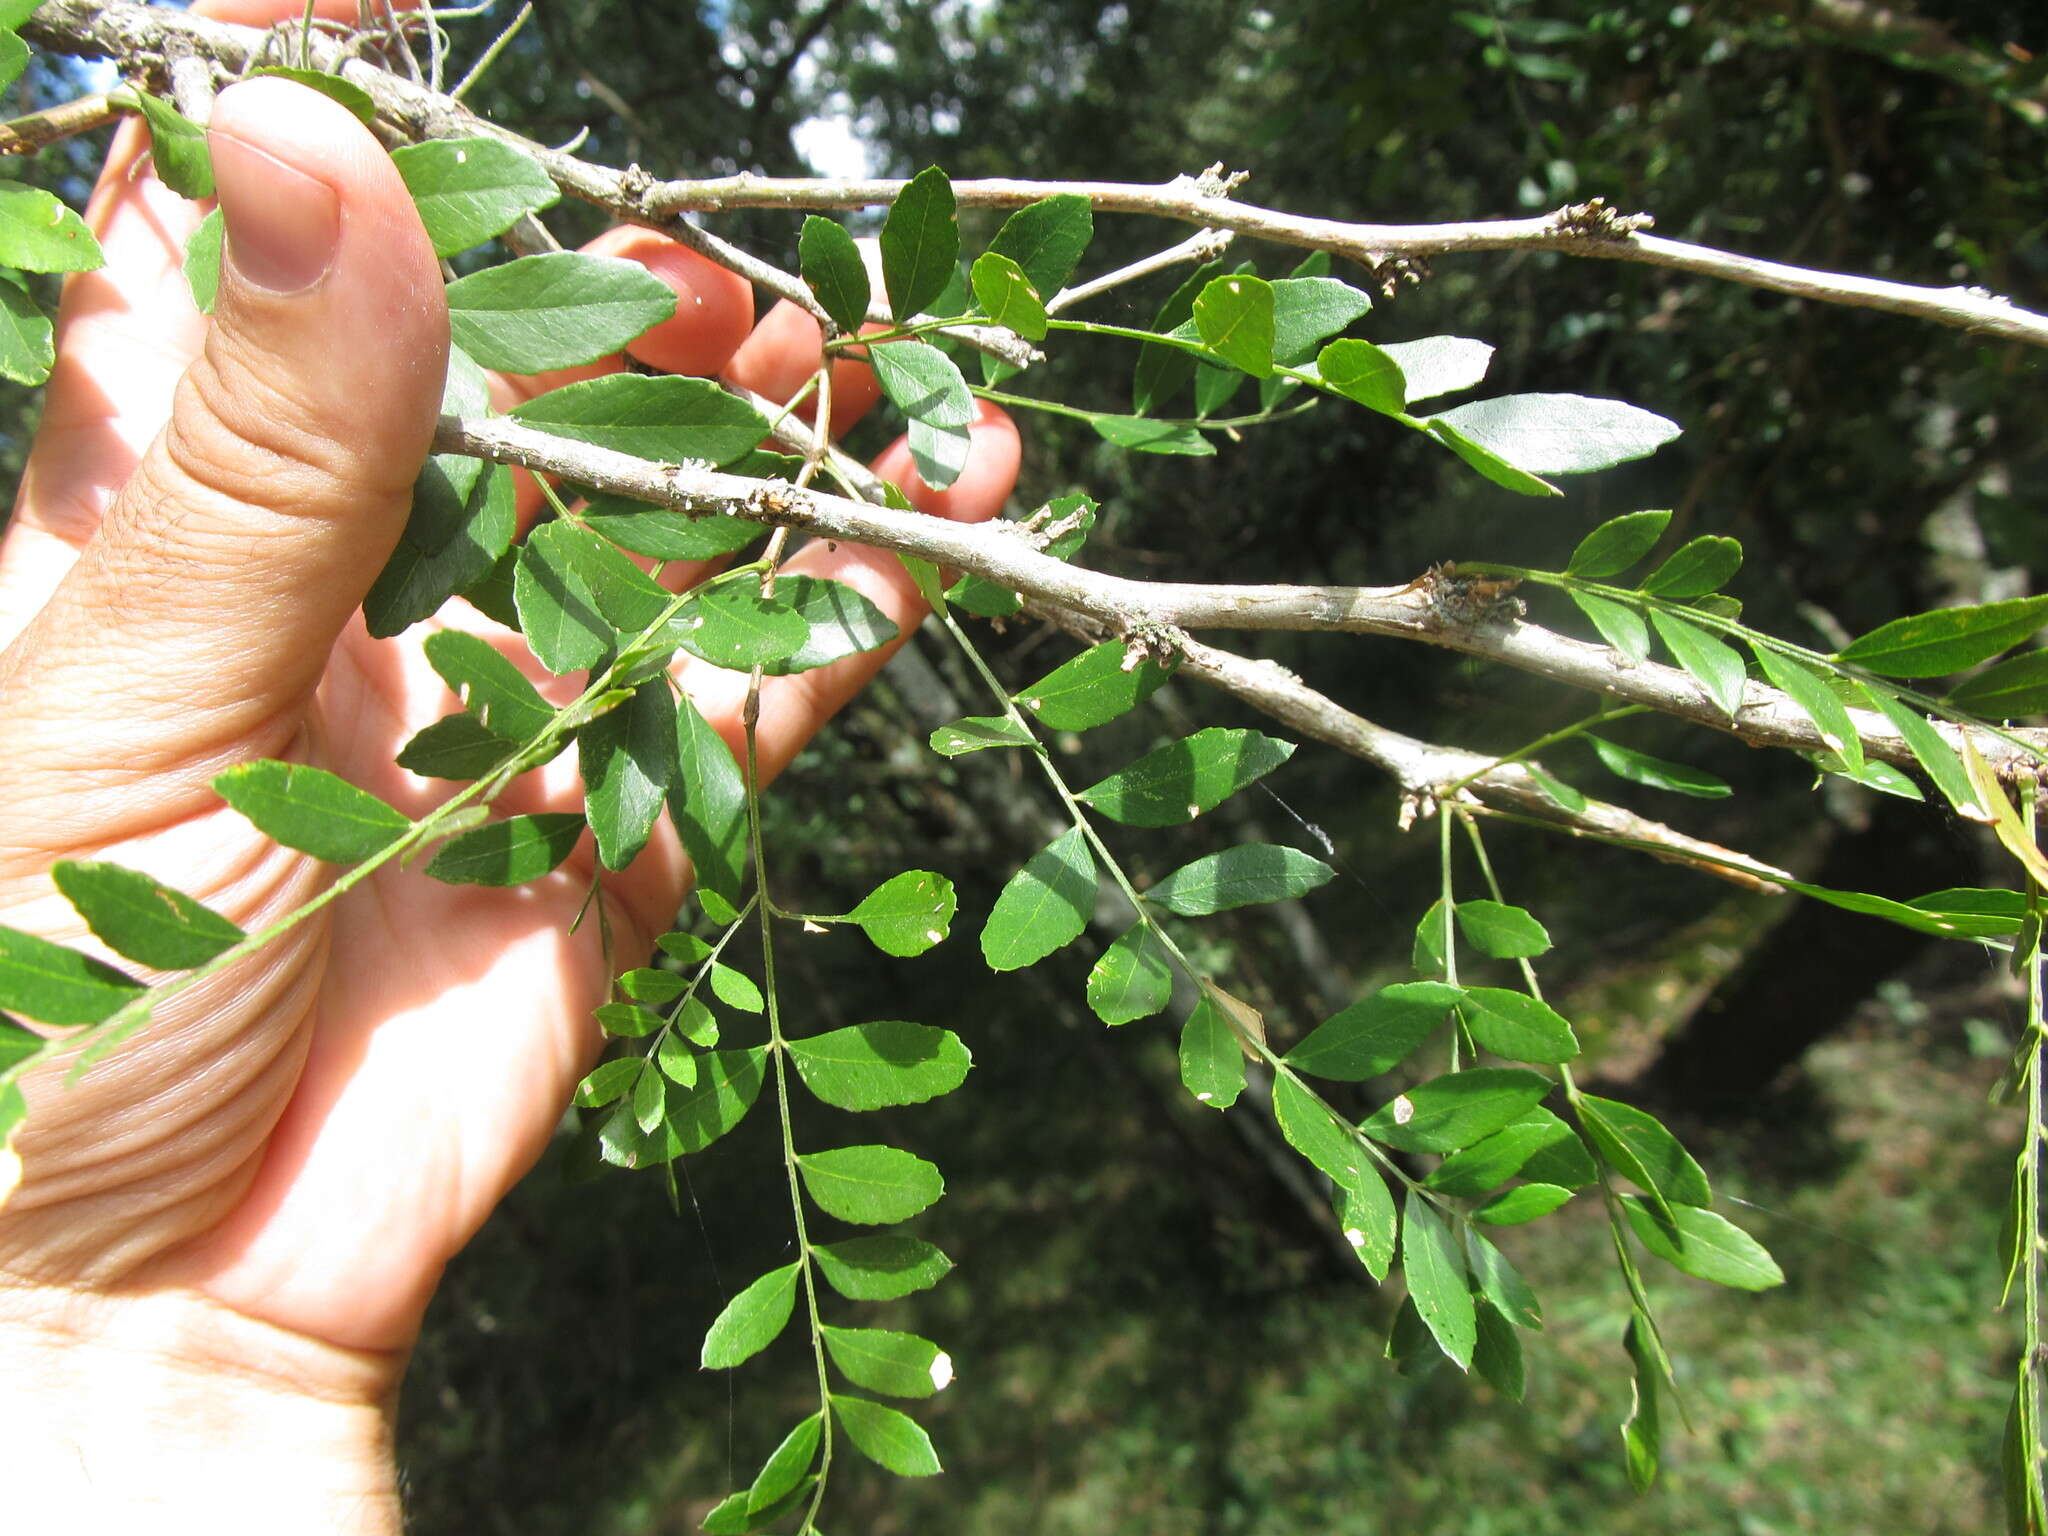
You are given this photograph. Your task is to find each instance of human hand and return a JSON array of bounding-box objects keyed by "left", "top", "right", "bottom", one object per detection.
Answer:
[{"left": 0, "top": 4, "right": 1017, "bottom": 1519}]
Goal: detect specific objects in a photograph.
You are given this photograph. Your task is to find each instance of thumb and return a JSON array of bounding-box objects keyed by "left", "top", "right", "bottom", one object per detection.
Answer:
[{"left": 6, "top": 78, "right": 445, "bottom": 763}]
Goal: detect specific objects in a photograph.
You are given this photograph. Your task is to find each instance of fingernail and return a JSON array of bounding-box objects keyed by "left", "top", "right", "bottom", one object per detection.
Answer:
[{"left": 212, "top": 129, "right": 341, "bottom": 295}]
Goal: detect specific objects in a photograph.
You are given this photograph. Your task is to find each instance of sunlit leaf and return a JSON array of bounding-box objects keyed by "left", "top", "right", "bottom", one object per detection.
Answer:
[
  {"left": 1452, "top": 900, "right": 1551, "bottom": 959},
  {"left": 242, "top": 65, "right": 377, "bottom": 122},
  {"left": 759, "top": 575, "right": 899, "bottom": 675},
  {"left": 1427, "top": 1107, "right": 1594, "bottom": 1196},
  {"left": 986, "top": 193, "right": 1092, "bottom": 301},
  {"left": 0, "top": 184, "right": 103, "bottom": 273},
  {"left": 880, "top": 166, "right": 958, "bottom": 320},
  {"left": 745, "top": 1413, "right": 822, "bottom": 1518},
  {"left": 424, "top": 813, "right": 585, "bottom": 886},
  {"left": 929, "top": 715, "right": 1037, "bottom": 756},
  {"left": 1424, "top": 416, "right": 1560, "bottom": 496},
  {"left": 1575, "top": 1094, "right": 1710, "bottom": 1207},
  {"left": 670, "top": 692, "right": 748, "bottom": 905},
  {"left": 1948, "top": 649, "right": 2048, "bottom": 719},
  {"left": 214, "top": 761, "right": 411, "bottom": 864},
  {"left": 1077, "top": 728, "right": 1295, "bottom": 826},
  {"left": 813, "top": 1236, "right": 954, "bottom": 1301},
  {"left": 581, "top": 495, "right": 761, "bottom": 563},
  {"left": 1089, "top": 415, "right": 1216, "bottom": 455},
  {"left": 1361, "top": 1068, "right": 1555, "bottom": 1154},
  {"left": 1837, "top": 595, "right": 2048, "bottom": 679},
  {"left": 1586, "top": 735, "right": 1731, "bottom": 798},
  {"left": 573, "top": 1057, "right": 641, "bottom": 1108},
  {"left": 1272, "top": 1072, "right": 1372, "bottom": 1187},
  {"left": 49, "top": 862, "right": 243, "bottom": 971},
  {"left": 1571, "top": 588, "right": 1650, "bottom": 661},
  {"left": 797, "top": 1144, "right": 945, "bottom": 1224},
  {"left": 831, "top": 1393, "right": 943, "bottom": 1477},
  {"left": 445, "top": 252, "right": 677, "bottom": 372},
  {"left": 182, "top": 209, "right": 222, "bottom": 316},
  {"left": 131, "top": 91, "right": 213, "bottom": 198},
  {"left": 1426, "top": 392, "right": 1680, "bottom": 475},
  {"left": 1315, "top": 337, "right": 1406, "bottom": 414},
  {"left": 1456, "top": 988, "right": 1579, "bottom": 1064},
  {"left": 1860, "top": 687, "right": 1988, "bottom": 822},
  {"left": 0, "top": 926, "right": 142, "bottom": 1026},
  {"left": 1622, "top": 1312, "right": 1662, "bottom": 1491},
  {"left": 1565, "top": 509, "right": 1670, "bottom": 579},
  {"left": 709, "top": 963, "right": 764, "bottom": 1014},
  {"left": 701, "top": 1261, "right": 800, "bottom": 1368},
  {"left": 1085, "top": 921, "right": 1174, "bottom": 1025},
  {"left": 510, "top": 374, "right": 770, "bottom": 467},
  {"left": 822, "top": 1327, "right": 952, "bottom": 1398},
  {"left": 1338, "top": 1168, "right": 1398, "bottom": 1281},
  {"left": 1402, "top": 1194, "right": 1476, "bottom": 1369},
  {"left": 1285, "top": 981, "right": 1461, "bottom": 1081},
  {"left": 1379, "top": 335, "right": 1492, "bottom": 403},
  {"left": 847, "top": 871, "right": 957, "bottom": 957},
  {"left": 1466, "top": 1228, "right": 1544, "bottom": 1331},
  {"left": 979, "top": 825, "right": 1095, "bottom": 972},
  {"left": 1269, "top": 276, "right": 1373, "bottom": 362},
  {"left": 1638, "top": 534, "right": 1741, "bottom": 598},
  {"left": 970, "top": 250, "right": 1047, "bottom": 340},
  {"left": 391, "top": 136, "right": 560, "bottom": 258},
  {"left": 1178, "top": 993, "right": 1245, "bottom": 1109},
  {"left": 1649, "top": 609, "right": 1748, "bottom": 717},
  {"left": 1753, "top": 645, "right": 1864, "bottom": 772},
  {"left": 673, "top": 584, "right": 807, "bottom": 671},
  {"left": 790, "top": 1020, "right": 971, "bottom": 1110},
  {"left": 1472, "top": 1183, "right": 1572, "bottom": 1224},
  {"left": 580, "top": 679, "right": 678, "bottom": 870},
  {"left": 799, "top": 214, "right": 871, "bottom": 332},
  {"left": 423, "top": 629, "right": 555, "bottom": 742},
  {"left": 1193, "top": 272, "right": 1275, "bottom": 377},
  {"left": 1622, "top": 1196, "right": 1784, "bottom": 1290},
  {"left": 396, "top": 713, "right": 515, "bottom": 781},
  {"left": 1147, "top": 844, "right": 1334, "bottom": 916}
]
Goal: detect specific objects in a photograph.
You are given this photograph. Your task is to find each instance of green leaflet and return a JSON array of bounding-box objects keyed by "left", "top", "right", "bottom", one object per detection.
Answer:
[
  {"left": 1077, "top": 727, "right": 1295, "bottom": 826},
  {"left": 1452, "top": 900, "right": 1552, "bottom": 959},
  {"left": 1429, "top": 1107, "right": 1597, "bottom": 1196},
  {"left": 1339, "top": 1168, "right": 1398, "bottom": 1282},
  {"left": 1315, "top": 337, "right": 1406, "bottom": 414},
  {"left": 1272, "top": 1072, "right": 1372, "bottom": 1188},
  {"left": 1836, "top": 594, "right": 2048, "bottom": 678},
  {"left": 929, "top": 715, "right": 1037, "bottom": 756},
  {"left": 799, "top": 214, "right": 871, "bottom": 332},
  {"left": 396, "top": 713, "right": 517, "bottom": 781},
  {"left": 241, "top": 66, "right": 377, "bottom": 122},
  {"left": 365, "top": 462, "right": 516, "bottom": 638},
  {"left": 50, "top": 862, "right": 244, "bottom": 971},
  {"left": 1178, "top": 994, "right": 1245, "bottom": 1109},
  {"left": 1565, "top": 509, "right": 1671, "bottom": 579},
  {"left": 985, "top": 193, "right": 1092, "bottom": 302},
  {"left": 1586, "top": 735, "right": 1732, "bottom": 798},
  {"left": 1401, "top": 1194, "right": 1477, "bottom": 1369},
  {"left": 579, "top": 679, "right": 678, "bottom": 871},
  {"left": 708, "top": 963, "right": 763, "bottom": 1013},
  {"left": 1362, "top": 1068, "right": 1555, "bottom": 1155},
  {"left": 1379, "top": 335, "right": 1492, "bottom": 403},
  {"left": 1088, "top": 415, "right": 1216, "bottom": 455},
  {"left": 1132, "top": 258, "right": 1223, "bottom": 413},
  {"left": 1638, "top": 534, "right": 1742, "bottom": 598},
  {"left": 1086, "top": 921, "right": 1174, "bottom": 1025},
  {"left": 797, "top": 1144, "right": 945, "bottom": 1225},
  {"left": 0, "top": 269, "right": 52, "bottom": 385},
  {"left": 979, "top": 825, "right": 1095, "bottom": 972},
  {"left": 595, "top": 1002, "right": 662, "bottom": 1039},
  {"left": 0, "top": 183, "right": 102, "bottom": 272},
  {"left": 1466, "top": 1228, "right": 1544, "bottom": 1331},
  {"left": 391, "top": 136, "right": 560, "bottom": 258},
  {"left": 789, "top": 1020, "right": 971, "bottom": 1110},
  {"left": 831, "top": 1393, "right": 943, "bottom": 1477},
  {"left": 1649, "top": 609, "right": 1748, "bottom": 717},
  {"left": 1621, "top": 1311, "right": 1663, "bottom": 1492},
  {"left": 1269, "top": 276, "right": 1373, "bottom": 363},
  {"left": 130, "top": 92, "right": 212, "bottom": 198},
  {"left": 424, "top": 813, "right": 586, "bottom": 886},
  {"left": 759, "top": 574, "right": 899, "bottom": 675},
  {"left": 673, "top": 584, "right": 806, "bottom": 671},
  {"left": 422, "top": 629, "right": 555, "bottom": 742},
  {"left": 700, "top": 1261, "right": 800, "bottom": 1368},
  {"left": 1424, "top": 417, "right": 1561, "bottom": 496},
  {"left": 1947, "top": 649, "right": 2048, "bottom": 719},
  {"left": 871, "top": 339, "right": 977, "bottom": 429},
  {"left": 1456, "top": 988, "right": 1580, "bottom": 1064},
  {"left": 214, "top": 760, "right": 411, "bottom": 864},
  {"left": 907, "top": 410, "right": 973, "bottom": 490},
  {"left": 1473, "top": 1299, "right": 1526, "bottom": 1400},
  {"left": 1472, "top": 1183, "right": 1573, "bottom": 1224},
  {"left": 822, "top": 1326, "right": 952, "bottom": 1398},
  {"left": 669, "top": 692, "right": 748, "bottom": 906},
  {"left": 0, "top": 926, "right": 143, "bottom": 1027},
  {"left": 1426, "top": 392, "right": 1681, "bottom": 477},
  {"left": 581, "top": 495, "right": 761, "bottom": 562},
  {"left": 846, "top": 871, "right": 957, "bottom": 957},
  {"left": 880, "top": 166, "right": 959, "bottom": 320},
  {"left": 1575, "top": 1094, "right": 1711, "bottom": 1207},
  {"left": 1622, "top": 1197, "right": 1784, "bottom": 1291},
  {"left": 601, "top": 1046, "right": 766, "bottom": 1168},
  {"left": 1753, "top": 645, "right": 1864, "bottom": 771},
  {"left": 445, "top": 252, "right": 677, "bottom": 373},
  {"left": 1286, "top": 981, "right": 1461, "bottom": 1081},
  {"left": 510, "top": 374, "right": 770, "bottom": 467},
  {"left": 573, "top": 1058, "right": 641, "bottom": 1108},
  {"left": 1859, "top": 687, "right": 1985, "bottom": 822},
  {"left": 812, "top": 1236, "right": 954, "bottom": 1301},
  {"left": 1571, "top": 588, "right": 1650, "bottom": 661},
  {"left": 970, "top": 250, "right": 1047, "bottom": 340},
  {"left": 1146, "top": 844, "right": 1334, "bottom": 916},
  {"left": 745, "top": 1413, "right": 822, "bottom": 1518},
  {"left": 1193, "top": 272, "right": 1276, "bottom": 377}
]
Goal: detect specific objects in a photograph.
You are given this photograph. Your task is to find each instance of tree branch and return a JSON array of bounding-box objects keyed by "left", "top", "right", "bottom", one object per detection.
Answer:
[
  {"left": 434, "top": 410, "right": 2048, "bottom": 785},
  {"left": 27, "top": 1, "right": 2048, "bottom": 351}
]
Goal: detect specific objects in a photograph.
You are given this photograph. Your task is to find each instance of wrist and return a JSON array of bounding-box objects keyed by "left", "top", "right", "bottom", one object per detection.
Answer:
[{"left": 0, "top": 1280, "right": 407, "bottom": 1535}]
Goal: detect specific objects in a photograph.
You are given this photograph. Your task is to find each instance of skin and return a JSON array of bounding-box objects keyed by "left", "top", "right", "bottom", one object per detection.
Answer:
[{"left": 0, "top": 4, "right": 1019, "bottom": 1528}]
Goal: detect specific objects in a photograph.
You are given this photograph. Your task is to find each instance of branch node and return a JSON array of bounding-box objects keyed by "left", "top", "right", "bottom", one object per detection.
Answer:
[
  {"left": 1180, "top": 162, "right": 1250, "bottom": 200},
  {"left": 1549, "top": 196, "right": 1656, "bottom": 240},
  {"left": 1420, "top": 564, "right": 1526, "bottom": 629}
]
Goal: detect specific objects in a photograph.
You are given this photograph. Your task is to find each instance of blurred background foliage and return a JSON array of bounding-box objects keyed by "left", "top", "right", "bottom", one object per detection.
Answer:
[{"left": 12, "top": 0, "right": 2048, "bottom": 1528}]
